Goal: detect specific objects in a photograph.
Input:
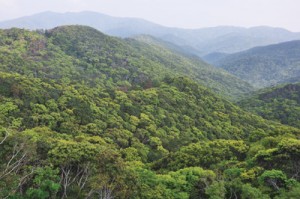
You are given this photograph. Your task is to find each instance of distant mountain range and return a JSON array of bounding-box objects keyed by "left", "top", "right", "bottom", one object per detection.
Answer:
[
  {"left": 206, "top": 40, "right": 300, "bottom": 88},
  {"left": 1, "top": 11, "right": 300, "bottom": 56}
]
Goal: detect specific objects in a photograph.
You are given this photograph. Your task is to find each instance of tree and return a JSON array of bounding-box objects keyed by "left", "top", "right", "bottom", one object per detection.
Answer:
[{"left": 25, "top": 166, "right": 60, "bottom": 199}]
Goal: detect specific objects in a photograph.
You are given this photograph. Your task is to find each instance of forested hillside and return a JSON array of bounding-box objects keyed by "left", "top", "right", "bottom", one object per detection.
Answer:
[
  {"left": 239, "top": 83, "right": 300, "bottom": 128},
  {"left": 127, "top": 35, "right": 252, "bottom": 98},
  {"left": 0, "top": 26, "right": 253, "bottom": 99},
  {"left": 210, "top": 40, "right": 300, "bottom": 88},
  {"left": 1, "top": 26, "right": 300, "bottom": 198}
]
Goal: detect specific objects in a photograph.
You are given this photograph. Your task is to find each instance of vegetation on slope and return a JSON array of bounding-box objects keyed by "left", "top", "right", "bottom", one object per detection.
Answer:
[
  {"left": 129, "top": 35, "right": 253, "bottom": 98},
  {"left": 0, "top": 26, "right": 253, "bottom": 99},
  {"left": 1, "top": 71, "right": 300, "bottom": 198},
  {"left": 0, "top": 26, "right": 300, "bottom": 198},
  {"left": 239, "top": 83, "right": 300, "bottom": 128},
  {"left": 210, "top": 40, "right": 300, "bottom": 88}
]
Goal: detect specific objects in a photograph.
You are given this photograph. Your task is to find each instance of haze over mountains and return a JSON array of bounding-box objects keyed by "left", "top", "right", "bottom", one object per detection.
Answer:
[
  {"left": 1, "top": 11, "right": 300, "bottom": 56},
  {"left": 207, "top": 40, "right": 300, "bottom": 88}
]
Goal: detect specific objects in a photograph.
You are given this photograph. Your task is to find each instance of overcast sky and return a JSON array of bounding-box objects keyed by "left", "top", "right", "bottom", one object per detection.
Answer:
[{"left": 0, "top": 0, "right": 299, "bottom": 31}]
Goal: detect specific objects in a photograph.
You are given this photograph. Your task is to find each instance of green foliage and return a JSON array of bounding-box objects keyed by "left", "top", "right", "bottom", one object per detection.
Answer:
[
  {"left": 274, "top": 183, "right": 300, "bottom": 199},
  {"left": 0, "top": 26, "right": 253, "bottom": 100},
  {"left": 252, "top": 136, "right": 300, "bottom": 180},
  {"left": 259, "top": 170, "right": 288, "bottom": 189},
  {"left": 239, "top": 83, "right": 300, "bottom": 128},
  {"left": 0, "top": 26, "right": 299, "bottom": 198},
  {"left": 162, "top": 139, "right": 249, "bottom": 170},
  {"left": 213, "top": 40, "right": 300, "bottom": 88},
  {"left": 241, "top": 183, "right": 269, "bottom": 199},
  {"left": 205, "top": 181, "right": 226, "bottom": 199},
  {"left": 25, "top": 167, "right": 60, "bottom": 199},
  {"left": 129, "top": 35, "right": 253, "bottom": 99}
]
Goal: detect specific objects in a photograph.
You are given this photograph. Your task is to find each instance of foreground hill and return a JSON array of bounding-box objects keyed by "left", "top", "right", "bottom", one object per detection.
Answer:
[
  {"left": 239, "top": 83, "right": 300, "bottom": 128},
  {"left": 1, "top": 26, "right": 300, "bottom": 198},
  {"left": 209, "top": 40, "right": 300, "bottom": 88},
  {"left": 0, "top": 26, "right": 253, "bottom": 99},
  {"left": 1, "top": 11, "right": 300, "bottom": 56}
]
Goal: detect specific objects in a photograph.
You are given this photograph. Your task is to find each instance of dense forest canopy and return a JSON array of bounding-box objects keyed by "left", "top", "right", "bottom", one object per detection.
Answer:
[
  {"left": 0, "top": 26, "right": 300, "bottom": 198},
  {"left": 239, "top": 83, "right": 300, "bottom": 128}
]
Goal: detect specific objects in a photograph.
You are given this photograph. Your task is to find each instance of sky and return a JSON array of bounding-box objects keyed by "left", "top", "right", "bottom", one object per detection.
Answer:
[{"left": 0, "top": 0, "right": 299, "bottom": 31}]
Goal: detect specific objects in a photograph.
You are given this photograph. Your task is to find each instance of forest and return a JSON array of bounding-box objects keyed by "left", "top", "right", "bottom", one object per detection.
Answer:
[
  {"left": 1, "top": 26, "right": 300, "bottom": 199},
  {"left": 239, "top": 83, "right": 300, "bottom": 128},
  {"left": 209, "top": 40, "right": 300, "bottom": 88}
]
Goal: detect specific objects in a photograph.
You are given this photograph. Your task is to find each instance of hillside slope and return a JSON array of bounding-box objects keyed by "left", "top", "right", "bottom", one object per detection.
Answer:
[
  {"left": 127, "top": 35, "right": 253, "bottom": 98},
  {"left": 239, "top": 83, "right": 300, "bottom": 128},
  {"left": 210, "top": 40, "right": 300, "bottom": 88},
  {"left": 0, "top": 26, "right": 253, "bottom": 99}
]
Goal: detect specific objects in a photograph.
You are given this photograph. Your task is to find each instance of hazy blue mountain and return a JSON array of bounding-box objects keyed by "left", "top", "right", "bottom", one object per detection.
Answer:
[
  {"left": 0, "top": 11, "right": 175, "bottom": 37},
  {"left": 1, "top": 11, "right": 300, "bottom": 56},
  {"left": 193, "top": 26, "right": 300, "bottom": 55},
  {"left": 202, "top": 52, "right": 229, "bottom": 64},
  {"left": 210, "top": 40, "right": 300, "bottom": 88}
]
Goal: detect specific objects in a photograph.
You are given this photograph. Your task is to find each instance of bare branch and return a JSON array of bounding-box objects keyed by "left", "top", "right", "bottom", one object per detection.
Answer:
[
  {"left": 0, "top": 152, "right": 27, "bottom": 180},
  {"left": 0, "top": 130, "right": 9, "bottom": 145},
  {"left": 77, "top": 163, "right": 90, "bottom": 190},
  {"left": 17, "top": 167, "right": 36, "bottom": 191},
  {"left": 0, "top": 143, "right": 27, "bottom": 180},
  {"left": 60, "top": 163, "right": 92, "bottom": 198}
]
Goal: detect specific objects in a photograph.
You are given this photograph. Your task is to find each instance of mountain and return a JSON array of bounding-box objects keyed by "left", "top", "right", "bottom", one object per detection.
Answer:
[
  {"left": 0, "top": 11, "right": 169, "bottom": 37},
  {"left": 1, "top": 11, "right": 300, "bottom": 56},
  {"left": 202, "top": 52, "right": 229, "bottom": 64},
  {"left": 208, "top": 40, "right": 300, "bottom": 88},
  {"left": 239, "top": 83, "right": 300, "bottom": 128},
  {"left": 1, "top": 25, "right": 300, "bottom": 198},
  {"left": 127, "top": 35, "right": 253, "bottom": 98},
  {"left": 0, "top": 26, "right": 253, "bottom": 99},
  {"left": 192, "top": 26, "right": 300, "bottom": 55}
]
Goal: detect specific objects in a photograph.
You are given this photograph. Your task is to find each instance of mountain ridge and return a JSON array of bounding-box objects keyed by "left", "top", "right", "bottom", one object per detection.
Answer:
[
  {"left": 1, "top": 11, "right": 300, "bottom": 56},
  {"left": 208, "top": 40, "right": 300, "bottom": 88}
]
